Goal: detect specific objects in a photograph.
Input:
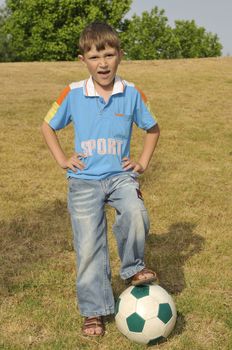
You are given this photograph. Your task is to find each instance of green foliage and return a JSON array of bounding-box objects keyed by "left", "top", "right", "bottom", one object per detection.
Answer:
[
  {"left": 121, "top": 8, "right": 222, "bottom": 60},
  {"left": 0, "top": 6, "right": 15, "bottom": 61},
  {"left": 121, "top": 7, "right": 181, "bottom": 60},
  {"left": 0, "top": 2, "right": 222, "bottom": 61},
  {"left": 2, "top": 0, "right": 132, "bottom": 61},
  {"left": 173, "top": 20, "right": 222, "bottom": 58}
]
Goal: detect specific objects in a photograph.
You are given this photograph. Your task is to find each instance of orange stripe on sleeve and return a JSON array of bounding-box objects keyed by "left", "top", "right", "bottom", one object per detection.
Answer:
[
  {"left": 56, "top": 85, "right": 71, "bottom": 105},
  {"left": 134, "top": 86, "right": 148, "bottom": 104}
]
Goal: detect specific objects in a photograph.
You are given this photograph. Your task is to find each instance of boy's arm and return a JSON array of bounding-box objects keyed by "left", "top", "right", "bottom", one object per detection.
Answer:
[
  {"left": 41, "top": 121, "right": 85, "bottom": 172},
  {"left": 122, "top": 124, "right": 160, "bottom": 173}
]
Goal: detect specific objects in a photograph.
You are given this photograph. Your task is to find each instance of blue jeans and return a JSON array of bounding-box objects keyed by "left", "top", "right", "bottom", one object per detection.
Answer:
[{"left": 68, "top": 173, "right": 150, "bottom": 317}]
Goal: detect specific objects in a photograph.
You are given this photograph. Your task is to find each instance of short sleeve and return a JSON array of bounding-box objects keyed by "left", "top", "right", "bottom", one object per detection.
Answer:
[
  {"left": 133, "top": 87, "right": 157, "bottom": 130},
  {"left": 44, "top": 86, "right": 72, "bottom": 130}
]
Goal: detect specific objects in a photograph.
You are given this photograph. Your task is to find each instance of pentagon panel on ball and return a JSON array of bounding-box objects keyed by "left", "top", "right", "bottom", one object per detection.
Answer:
[{"left": 115, "top": 284, "right": 177, "bottom": 345}]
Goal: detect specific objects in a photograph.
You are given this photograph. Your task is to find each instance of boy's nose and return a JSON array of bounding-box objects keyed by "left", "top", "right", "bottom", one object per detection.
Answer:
[{"left": 99, "top": 58, "right": 108, "bottom": 67}]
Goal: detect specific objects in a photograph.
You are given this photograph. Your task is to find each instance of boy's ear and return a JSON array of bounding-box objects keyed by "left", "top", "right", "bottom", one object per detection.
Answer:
[{"left": 78, "top": 54, "right": 85, "bottom": 62}]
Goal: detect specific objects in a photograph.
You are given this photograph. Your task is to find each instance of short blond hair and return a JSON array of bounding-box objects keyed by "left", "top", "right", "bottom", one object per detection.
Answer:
[{"left": 79, "top": 22, "right": 121, "bottom": 54}]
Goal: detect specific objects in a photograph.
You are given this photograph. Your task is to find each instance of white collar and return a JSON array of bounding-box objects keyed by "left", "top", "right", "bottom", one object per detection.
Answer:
[{"left": 84, "top": 75, "right": 125, "bottom": 97}]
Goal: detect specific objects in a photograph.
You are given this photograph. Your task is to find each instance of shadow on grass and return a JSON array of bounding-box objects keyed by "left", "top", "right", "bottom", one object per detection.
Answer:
[
  {"left": 0, "top": 199, "right": 72, "bottom": 296},
  {"left": 112, "top": 222, "right": 204, "bottom": 335},
  {"left": 113, "top": 222, "right": 204, "bottom": 297},
  {"left": 1, "top": 202, "right": 203, "bottom": 338},
  {"left": 1, "top": 203, "right": 204, "bottom": 298},
  {"left": 145, "top": 222, "right": 205, "bottom": 295}
]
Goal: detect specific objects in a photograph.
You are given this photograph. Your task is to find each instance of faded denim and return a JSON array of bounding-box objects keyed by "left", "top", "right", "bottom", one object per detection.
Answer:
[{"left": 68, "top": 173, "right": 150, "bottom": 317}]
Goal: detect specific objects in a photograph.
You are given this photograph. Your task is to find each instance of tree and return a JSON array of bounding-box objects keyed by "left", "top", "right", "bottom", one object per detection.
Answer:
[
  {"left": 173, "top": 20, "right": 222, "bottom": 58},
  {"left": 121, "top": 7, "right": 181, "bottom": 60},
  {"left": 0, "top": 2, "right": 223, "bottom": 62},
  {"left": 121, "top": 8, "right": 222, "bottom": 60},
  {"left": 0, "top": 5, "right": 15, "bottom": 61},
  {"left": 2, "top": 0, "right": 132, "bottom": 61}
]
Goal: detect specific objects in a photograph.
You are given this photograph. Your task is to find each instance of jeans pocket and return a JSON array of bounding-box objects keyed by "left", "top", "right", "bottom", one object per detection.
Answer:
[{"left": 130, "top": 171, "right": 140, "bottom": 179}]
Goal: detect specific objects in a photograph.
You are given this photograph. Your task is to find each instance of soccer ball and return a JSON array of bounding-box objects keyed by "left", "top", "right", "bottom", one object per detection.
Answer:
[{"left": 115, "top": 284, "right": 177, "bottom": 345}]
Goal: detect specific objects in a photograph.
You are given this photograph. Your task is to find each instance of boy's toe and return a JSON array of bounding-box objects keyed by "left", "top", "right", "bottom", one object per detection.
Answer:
[{"left": 82, "top": 316, "right": 105, "bottom": 337}]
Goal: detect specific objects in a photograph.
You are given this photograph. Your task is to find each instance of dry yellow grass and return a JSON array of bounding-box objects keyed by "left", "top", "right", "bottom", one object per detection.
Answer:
[{"left": 0, "top": 57, "right": 232, "bottom": 349}]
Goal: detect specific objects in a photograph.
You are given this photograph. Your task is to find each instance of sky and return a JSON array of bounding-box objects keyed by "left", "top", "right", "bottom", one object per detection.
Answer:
[{"left": 0, "top": 0, "right": 231, "bottom": 56}]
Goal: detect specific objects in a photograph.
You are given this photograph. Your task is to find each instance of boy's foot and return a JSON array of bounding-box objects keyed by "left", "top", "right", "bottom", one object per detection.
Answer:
[
  {"left": 127, "top": 268, "right": 158, "bottom": 286},
  {"left": 82, "top": 316, "right": 105, "bottom": 337}
]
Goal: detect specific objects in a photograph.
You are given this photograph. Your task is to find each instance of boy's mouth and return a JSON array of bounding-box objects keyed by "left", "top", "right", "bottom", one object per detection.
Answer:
[{"left": 97, "top": 70, "right": 111, "bottom": 76}]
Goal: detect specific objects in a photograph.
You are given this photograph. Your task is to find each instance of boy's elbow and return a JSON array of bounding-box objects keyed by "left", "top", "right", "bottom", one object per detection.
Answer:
[{"left": 41, "top": 120, "right": 53, "bottom": 136}]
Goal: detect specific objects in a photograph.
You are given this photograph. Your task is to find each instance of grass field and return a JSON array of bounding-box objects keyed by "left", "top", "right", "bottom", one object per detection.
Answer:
[{"left": 0, "top": 57, "right": 232, "bottom": 350}]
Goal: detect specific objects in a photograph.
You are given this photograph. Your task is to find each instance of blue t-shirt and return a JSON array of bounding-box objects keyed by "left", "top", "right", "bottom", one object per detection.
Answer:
[{"left": 44, "top": 76, "right": 157, "bottom": 180}]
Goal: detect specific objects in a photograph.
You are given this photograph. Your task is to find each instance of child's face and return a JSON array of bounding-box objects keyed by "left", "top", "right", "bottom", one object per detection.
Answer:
[{"left": 79, "top": 45, "right": 123, "bottom": 91}]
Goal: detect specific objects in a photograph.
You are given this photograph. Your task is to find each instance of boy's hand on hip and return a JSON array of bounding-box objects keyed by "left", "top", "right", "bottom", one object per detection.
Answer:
[
  {"left": 62, "top": 153, "right": 86, "bottom": 173},
  {"left": 122, "top": 157, "right": 145, "bottom": 174}
]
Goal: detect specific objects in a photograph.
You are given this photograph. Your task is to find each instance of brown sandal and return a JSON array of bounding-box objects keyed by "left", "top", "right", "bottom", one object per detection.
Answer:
[
  {"left": 128, "top": 268, "right": 158, "bottom": 286},
  {"left": 82, "top": 316, "right": 105, "bottom": 337}
]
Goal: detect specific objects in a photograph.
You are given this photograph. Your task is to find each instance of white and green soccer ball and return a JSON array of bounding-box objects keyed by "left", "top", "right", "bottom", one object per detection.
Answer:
[{"left": 115, "top": 284, "right": 177, "bottom": 345}]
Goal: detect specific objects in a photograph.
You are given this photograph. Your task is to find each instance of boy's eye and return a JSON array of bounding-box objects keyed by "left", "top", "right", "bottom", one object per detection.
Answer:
[{"left": 88, "top": 53, "right": 115, "bottom": 60}]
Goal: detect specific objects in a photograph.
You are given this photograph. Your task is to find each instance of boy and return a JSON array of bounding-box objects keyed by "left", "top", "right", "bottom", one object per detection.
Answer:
[{"left": 41, "top": 22, "right": 160, "bottom": 337}]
